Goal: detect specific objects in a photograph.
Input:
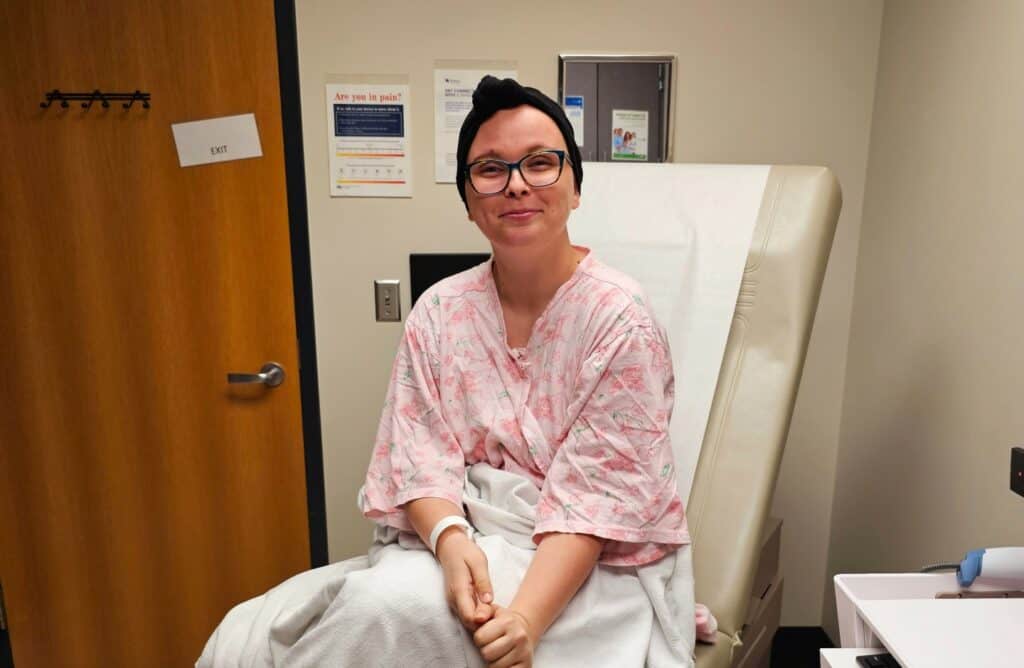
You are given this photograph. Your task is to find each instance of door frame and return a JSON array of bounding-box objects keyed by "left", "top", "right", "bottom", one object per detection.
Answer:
[{"left": 274, "top": 0, "right": 328, "bottom": 567}]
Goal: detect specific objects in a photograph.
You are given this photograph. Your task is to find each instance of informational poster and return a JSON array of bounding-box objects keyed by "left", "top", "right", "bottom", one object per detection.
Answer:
[
  {"left": 434, "top": 66, "right": 517, "bottom": 183},
  {"left": 563, "top": 96, "right": 584, "bottom": 147},
  {"left": 611, "top": 109, "right": 649, "bottom": 161},
  {"left": 326, "top": 83, "right": 411, "bottom": 197}
]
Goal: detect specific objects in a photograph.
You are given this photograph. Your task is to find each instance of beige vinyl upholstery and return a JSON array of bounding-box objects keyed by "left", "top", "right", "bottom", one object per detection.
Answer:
[{"left": 689, "top": 166, "right": 842, "bottom": 667}]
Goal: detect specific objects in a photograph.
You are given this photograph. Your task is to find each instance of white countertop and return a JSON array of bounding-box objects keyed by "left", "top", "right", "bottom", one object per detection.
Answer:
[{"left": 857, "top": 598, "right": 1023, "bottom": 667}]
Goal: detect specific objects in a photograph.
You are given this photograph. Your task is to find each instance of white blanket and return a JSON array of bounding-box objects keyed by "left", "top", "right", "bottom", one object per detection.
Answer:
[{"left": 198, "top": 464, "right": 696, "bottom": 667}]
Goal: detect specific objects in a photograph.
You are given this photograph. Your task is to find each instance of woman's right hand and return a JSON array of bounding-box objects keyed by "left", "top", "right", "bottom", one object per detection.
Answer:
[{"left": 435, "top": 528, "right": 495, "bottom": 631}]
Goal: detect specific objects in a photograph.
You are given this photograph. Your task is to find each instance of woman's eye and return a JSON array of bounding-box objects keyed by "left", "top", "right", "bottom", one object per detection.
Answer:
[
  {"left": 476, "top": 164, "right": 504, "bottom": 176},
  {"left": 525, "top": 157, "right": 557, "bottom": 170}
]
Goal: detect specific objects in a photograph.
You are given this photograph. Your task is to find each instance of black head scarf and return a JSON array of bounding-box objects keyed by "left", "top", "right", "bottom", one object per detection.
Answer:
[{"left": 456, "top": 76, "right": 583, "bottom": 209}]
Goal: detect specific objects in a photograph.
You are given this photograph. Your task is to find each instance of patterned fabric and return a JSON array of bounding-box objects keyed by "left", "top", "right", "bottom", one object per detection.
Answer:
[{"left": 359, "top": 248, "right": 690, "bottom": 566}]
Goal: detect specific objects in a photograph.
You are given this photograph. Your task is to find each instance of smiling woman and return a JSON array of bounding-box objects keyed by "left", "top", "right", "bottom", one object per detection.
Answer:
[{"left": 200, "top": 77, "right": 709, "bottom": 668}]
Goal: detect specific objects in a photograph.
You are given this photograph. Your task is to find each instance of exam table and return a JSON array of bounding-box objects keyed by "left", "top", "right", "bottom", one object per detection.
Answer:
[
  {"left": 689, "top": 165, "right": 841, "bottom": 667},
  {"left": 197, "top": 164, "right": 840, "bottom": 667}
]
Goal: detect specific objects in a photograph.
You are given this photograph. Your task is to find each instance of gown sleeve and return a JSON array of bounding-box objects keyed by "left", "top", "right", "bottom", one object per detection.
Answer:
[
  {"left": 358, "top": 315, "right": 465, "bottom": 532},
  {"left": 533, "top": 324, "right": 691, "bottom": 566}
]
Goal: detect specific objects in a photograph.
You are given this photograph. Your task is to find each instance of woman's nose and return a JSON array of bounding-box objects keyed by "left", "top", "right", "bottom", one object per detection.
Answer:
[{"left": 504, "top": 166, "right": 530, "bottom": 195}]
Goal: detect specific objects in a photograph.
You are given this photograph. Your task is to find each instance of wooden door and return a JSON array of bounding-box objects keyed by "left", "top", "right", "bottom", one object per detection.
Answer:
[{"left": 0, "top": 1, "right": 313, "bottom": 665}]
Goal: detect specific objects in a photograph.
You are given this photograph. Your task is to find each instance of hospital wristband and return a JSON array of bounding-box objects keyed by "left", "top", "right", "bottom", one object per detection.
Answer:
[{"left": 428, "top": 515, "right": 473, "bottom": 555}]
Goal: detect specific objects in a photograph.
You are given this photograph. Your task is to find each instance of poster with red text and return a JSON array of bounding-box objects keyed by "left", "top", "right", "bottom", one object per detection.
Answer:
[{"left": 326, "top": 83, "right": 412, "bottom": 197}]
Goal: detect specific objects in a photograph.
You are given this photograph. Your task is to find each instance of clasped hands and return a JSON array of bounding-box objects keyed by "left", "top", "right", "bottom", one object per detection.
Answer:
[{"left": 436, "top": 527, "right": 537, "bottom": 668}]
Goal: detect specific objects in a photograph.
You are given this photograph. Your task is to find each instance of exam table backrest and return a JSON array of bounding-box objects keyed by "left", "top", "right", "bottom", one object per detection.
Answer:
[{"left": 688, "top": 165, "right": 841, "bottom": 665}]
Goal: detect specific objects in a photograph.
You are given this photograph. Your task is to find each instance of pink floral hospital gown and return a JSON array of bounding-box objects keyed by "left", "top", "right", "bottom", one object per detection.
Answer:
[{"left": 358, "top": 249, "right": 690, "bottom": 566}]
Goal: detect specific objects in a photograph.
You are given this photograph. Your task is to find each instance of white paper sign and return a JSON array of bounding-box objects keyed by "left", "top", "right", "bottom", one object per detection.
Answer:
[
  {"left": 434, "top": 68, "right": 517, "bottom": 183},
  {"left": 327, "top": 83, "right": 411, "bottom": 197},
  {"left": 171, "top": 113, "right": 263, "bottom": 167},
  {"left": 563, "top": 96, "right": 584, "bottom": 147},
  {"left": 611, "top": 109, "right": 649, "bottom": 161}
]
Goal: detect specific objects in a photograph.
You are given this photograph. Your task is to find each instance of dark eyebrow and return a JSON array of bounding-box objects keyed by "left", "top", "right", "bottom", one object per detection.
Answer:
[{"left": 468, "top": 144, "right": 557, "bottom": 163}]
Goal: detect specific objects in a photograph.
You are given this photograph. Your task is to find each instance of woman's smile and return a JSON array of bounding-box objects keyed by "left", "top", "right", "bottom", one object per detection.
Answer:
[{"left": 500, "top": 208, "right": 542, "bottom": 223}]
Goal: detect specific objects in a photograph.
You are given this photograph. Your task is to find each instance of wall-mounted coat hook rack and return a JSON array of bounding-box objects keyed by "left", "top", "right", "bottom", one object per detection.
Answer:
[{"left": 40, "top": 89, "right": 151, "bottom": 110}]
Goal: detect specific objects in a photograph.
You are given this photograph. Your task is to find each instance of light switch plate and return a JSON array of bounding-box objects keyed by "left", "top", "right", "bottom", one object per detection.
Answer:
[{"left": 374, "top": 279, "right": 401, "bottom": 322}]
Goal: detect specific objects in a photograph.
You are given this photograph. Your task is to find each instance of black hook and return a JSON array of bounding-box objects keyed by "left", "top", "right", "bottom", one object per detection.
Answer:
[
  {"left": 123, "top": 90, "right": 147, "bottom": 109},
  {"left": 39, "top": 89, "right": 60, "bottom": 109},
  {"left": 81, "top": 90, "right": 105, "bottom": 110}
]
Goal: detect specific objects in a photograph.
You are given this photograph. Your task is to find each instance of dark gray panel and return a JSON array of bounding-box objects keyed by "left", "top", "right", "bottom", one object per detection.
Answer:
[
  {"left": 596, "top": 62, "right": 664, "bottom": 162},
  {"left": 409, "top": 253, "right": 491, "bottom": 307},
  {"left": 562, "top": 61, "right": 598, "bottom": 162}
]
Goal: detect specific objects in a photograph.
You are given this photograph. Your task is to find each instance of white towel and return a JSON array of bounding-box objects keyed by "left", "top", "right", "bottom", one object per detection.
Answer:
[{"left": 197, "top": 464, "right": 696, "bottom": 667}]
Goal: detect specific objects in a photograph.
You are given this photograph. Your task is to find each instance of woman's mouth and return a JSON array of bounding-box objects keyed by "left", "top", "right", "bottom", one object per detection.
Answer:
[{"left": 500, "top": 209, "right": 540, "bottom": 222}]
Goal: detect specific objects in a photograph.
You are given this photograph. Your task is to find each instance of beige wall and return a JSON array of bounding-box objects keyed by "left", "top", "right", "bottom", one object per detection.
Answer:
[
  {"left": 823, "top": 0, "right": 1024, "bottom": 641},
  {"left": 294, "top": 0, "right": 884, "bottom": 626}
]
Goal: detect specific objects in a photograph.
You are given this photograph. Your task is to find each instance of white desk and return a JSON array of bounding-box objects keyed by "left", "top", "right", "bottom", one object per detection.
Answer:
[
  {"left": 857, "top": 599, "right": 1022, "bottom": 667},
  {"left": 825, "top": 573, "right": 1023, "bottom": 668}
]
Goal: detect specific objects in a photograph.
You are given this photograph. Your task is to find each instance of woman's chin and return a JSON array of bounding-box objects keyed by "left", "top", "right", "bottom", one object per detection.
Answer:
[
  {"left": 496, "top": 228, "right": 547, "bottom": 249},
  {"left": 477, "top": 215, "right": 568, "bottom": 251},
  {"left": 485, "top": 219, "right": 543, "bottom": 245}
]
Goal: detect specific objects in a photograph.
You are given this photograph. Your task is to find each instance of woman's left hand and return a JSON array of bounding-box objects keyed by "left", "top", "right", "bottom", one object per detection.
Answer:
[{"left": 472, "top": 605, "right": 537, "bottom": 668}]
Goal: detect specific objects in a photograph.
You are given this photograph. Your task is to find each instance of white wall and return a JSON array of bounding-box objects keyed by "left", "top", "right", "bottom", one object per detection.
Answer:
[
  {"left": 823, "top": 0, "right": 1024, "bottom": 641},
  {"left": 294, "top": 0, "right": 884, "bottom": 626}
]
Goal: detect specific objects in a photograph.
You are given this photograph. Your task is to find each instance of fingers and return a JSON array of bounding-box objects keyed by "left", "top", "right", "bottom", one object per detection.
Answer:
[
  {"left": 444, "top": 558, "right": 479, "bottom": 629},
  {"left": 474, "top": 612, "right": 531, "bottom": 667},
  {"left": 486, "top": 648, "right": 527, "bottom": 668},
  {"left": 474, "top": 600, "right": 495, "bottom": 625},
  {"left": 479, "top": 634, "right": 514, "bottom": 663},
  {"left": 473, "top": 616, "right": 504, "bottom": 647},
  {"left": 465, "top": 546, "right": 494, "bottom": 625},
  {"left": 442, "top": 542, "right": 495, "bottom": 631},
  {"left": 466, "top": 549, "right": 494, "bottom": 606},
  {"left": 452, "top": 580, "right": 479, "bottom": 629}
]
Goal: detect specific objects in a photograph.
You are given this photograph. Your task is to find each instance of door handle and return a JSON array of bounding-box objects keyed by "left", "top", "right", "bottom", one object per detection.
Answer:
[{"left": 227, "top": 362, "right": 285, "bottom": 387}]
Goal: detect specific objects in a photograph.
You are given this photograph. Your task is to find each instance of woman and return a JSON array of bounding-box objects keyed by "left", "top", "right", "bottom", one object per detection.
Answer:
[
  {"left": 360, "top": 76, "right": 698, "bottom": 666},
  {"left": 198, "top": 77, "right": 707, "bottom": 668}
]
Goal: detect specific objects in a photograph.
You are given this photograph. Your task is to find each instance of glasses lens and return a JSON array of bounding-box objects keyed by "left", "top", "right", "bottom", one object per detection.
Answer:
[
  {"left": 520, "top": 152, "right": 562, "bottom": 187},
  {"left": 469, "top": 161, "right": 509, "bottom": 194}
]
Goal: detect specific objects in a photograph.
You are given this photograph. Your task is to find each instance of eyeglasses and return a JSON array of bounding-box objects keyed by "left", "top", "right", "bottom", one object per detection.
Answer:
[{"left": 465, "top": 149, "right": 570, "bottom": 195}]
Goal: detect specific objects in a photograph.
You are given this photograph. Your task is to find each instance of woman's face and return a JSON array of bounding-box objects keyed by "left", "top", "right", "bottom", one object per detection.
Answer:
[{"left": 465, "top": 105, "right": 580, "bottom": 252}]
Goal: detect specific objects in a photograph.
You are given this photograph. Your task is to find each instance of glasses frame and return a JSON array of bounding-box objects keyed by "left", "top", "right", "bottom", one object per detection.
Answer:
[{"left": 465, "top": 149, "right": 571, "bottom": 195}]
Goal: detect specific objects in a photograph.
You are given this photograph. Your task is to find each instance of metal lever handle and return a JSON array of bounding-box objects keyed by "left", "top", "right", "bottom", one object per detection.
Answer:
[{"left": 227, "top": 362, "right": 285, "bottom": 387}]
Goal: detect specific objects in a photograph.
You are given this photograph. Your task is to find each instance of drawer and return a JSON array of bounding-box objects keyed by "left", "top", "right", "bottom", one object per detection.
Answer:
[{"left": 733, "top": 575, "right": 783, "bottom": 668}]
